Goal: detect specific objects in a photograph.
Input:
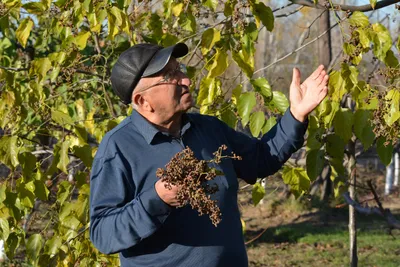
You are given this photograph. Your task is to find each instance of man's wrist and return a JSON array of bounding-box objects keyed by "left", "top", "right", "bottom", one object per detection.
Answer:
[{"left": 290, "top": 106, "right": 306, "bottom": 123}]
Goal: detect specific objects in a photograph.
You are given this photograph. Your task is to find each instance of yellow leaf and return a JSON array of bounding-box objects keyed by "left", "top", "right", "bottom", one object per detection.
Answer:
[
  {"left": 74, "top": 31, "right": 91, "bottom": 50},
  {"left": 172, "top": 3, "right": 184, "bottom": 17},
  {"left": 16, "top": 18, "right": 34, "bottom": 48}
]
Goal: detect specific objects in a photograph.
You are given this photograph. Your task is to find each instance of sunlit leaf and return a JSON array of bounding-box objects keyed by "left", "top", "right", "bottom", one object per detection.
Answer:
[
  {"left": 376, "top": 137, "right": 393, "bottom": 166},
  {"left": 172, "top": 2, "right": 184, "bottom": 16},
  {"left": 0, "top": 218, "right": 10, "bottom": 241},
  {"left": 74, "top": 31, "right": 91, "bottom": 50},
  {"left": 281, "top": 166, "right": 310, "bottom": 198},
  {"left": 43, "top": 235, "right": 62, "bottom": 256},
  {"left": 57, "top": 181, "right": 72, "bottom": 206},
  {"left": 370, "top": 0, "right": 377, "bottom": 9},
  {"left": 57, "top": 140, "right": 70, "bottom": 174},
  {"left": 201, "top": 28, "right": 220, "bottom": 55},
  {"left": 27, "top": 234, "right": 43, "bottom": 263},
  {"left": 252, "top": 182, "right": 265, "bottom": 206},
  {"left": 250, "top": 2, "right": 274, "bottom": 31},
  {"left": 203, "top": 0, "right": 218, "bottom": 11},
  {"left": 333, "top": 108, "right": 353, "bottom": 143},
  {"left": 269, "top": 91, "right": 289, "bottom": 114},
  {"left": 262, "top": 117, "right": 276, "bottom": 134},
  {"left": 306, "top": 149, "right": 325, "bottom": 181},
  {"left": 353, "top": 109, "right": 374, "bottom": 150},
  {"left": 232, "top": 49, "right": 254, "bottom": 78},
  {"left": 348, "top": 11, "right": 369, "bottom": 27},
  {"left": 251, "top": 78, "right": 272, "bottom": 99},
  {"left": 16, "top": 18, "right": 34, "bottom": 48},
  {"left": 22, "top": 2, "right": 46, "bottom": 15},
  {"left": 371, "top": 23, "right": 392, "bottom": 62},
  {"left": 237, "top": 92, "right": 256, "bottom": 127},
  {"left": 207, "top": 49, "right": 228, "bottom": 78},
  {"left": 249, "top": 111, "right": 265, "bottom": 137}
]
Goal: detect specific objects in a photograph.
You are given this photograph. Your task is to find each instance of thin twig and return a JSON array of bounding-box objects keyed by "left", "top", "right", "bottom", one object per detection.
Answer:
[
  {"left": 0, "top": 66, "right": 28, "bottom": 72},
  {"left": 245, "top": 228, "right": 268, "bottom": 245}
]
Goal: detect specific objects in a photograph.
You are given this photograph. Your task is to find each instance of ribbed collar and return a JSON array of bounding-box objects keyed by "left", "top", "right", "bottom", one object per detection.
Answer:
[{"left": 130, "top": 110, "right": 192, "bottom": 144}]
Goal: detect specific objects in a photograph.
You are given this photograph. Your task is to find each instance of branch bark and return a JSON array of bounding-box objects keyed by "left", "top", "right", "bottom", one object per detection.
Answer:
[{"left": 290, "top": 0, "right": 400, "bottom": 12}]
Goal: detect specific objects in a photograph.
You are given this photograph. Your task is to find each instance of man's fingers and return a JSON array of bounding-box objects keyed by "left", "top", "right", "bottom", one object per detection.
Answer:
[
  {"left": 311, "top": 65, "right": 325, "bottom": 79},
  {"left": 292, "top": 67, "right": 301, "bottom": 87}
]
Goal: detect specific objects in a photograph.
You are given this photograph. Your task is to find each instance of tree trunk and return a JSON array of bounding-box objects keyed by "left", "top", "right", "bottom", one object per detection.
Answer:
[
  {"left": 318, "top": 10, "right": 332, "bottom": 69},
  {"left": 348, "top": 137, "right": 358, "bottom": 267}
]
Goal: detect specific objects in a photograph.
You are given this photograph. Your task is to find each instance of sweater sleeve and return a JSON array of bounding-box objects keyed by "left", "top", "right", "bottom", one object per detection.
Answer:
[
  {"left": 89, "top": 155, "right": 172, "bottom": 254},
  {"left": 221, "top": 108, "right": 307, "bottom": 184}
]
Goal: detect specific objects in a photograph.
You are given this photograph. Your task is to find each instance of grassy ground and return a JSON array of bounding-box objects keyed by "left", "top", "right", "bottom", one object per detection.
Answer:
[{"left": 241, "top": 179, "right": 400, "bottom": 267}]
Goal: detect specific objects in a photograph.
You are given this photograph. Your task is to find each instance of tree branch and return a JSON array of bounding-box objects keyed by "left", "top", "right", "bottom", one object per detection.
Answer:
[
  {"left": 0, "top": 66, "right": 28, "bottom": 72},
  {"left": 290, "top": 0, "right": 400, "bottom": 12}
]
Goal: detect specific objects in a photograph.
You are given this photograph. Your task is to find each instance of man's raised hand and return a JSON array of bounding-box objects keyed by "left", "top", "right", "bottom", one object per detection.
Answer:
[{"left": 289, "top": 65, "right": 329, "bottom": 122}]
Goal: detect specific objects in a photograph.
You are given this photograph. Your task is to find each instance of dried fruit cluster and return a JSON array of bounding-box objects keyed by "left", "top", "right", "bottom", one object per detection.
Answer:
[{"left": 156, "top": 145, "right": 241, "bottom": 226}]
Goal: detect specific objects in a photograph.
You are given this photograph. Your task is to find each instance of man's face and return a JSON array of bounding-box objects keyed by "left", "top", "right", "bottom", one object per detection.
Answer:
[{"left": 140, "top": 58, "right": 193, "bottom": 118}]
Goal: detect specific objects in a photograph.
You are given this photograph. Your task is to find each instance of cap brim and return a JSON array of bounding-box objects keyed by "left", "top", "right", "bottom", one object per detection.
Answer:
[{"left": 142, "top": 43, "right": 188, "bottom": 77}]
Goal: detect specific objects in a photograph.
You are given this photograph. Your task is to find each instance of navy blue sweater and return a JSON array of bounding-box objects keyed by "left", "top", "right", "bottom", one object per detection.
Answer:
[{"left": 89, "top": 109, "right": 307, "bottom": 266}]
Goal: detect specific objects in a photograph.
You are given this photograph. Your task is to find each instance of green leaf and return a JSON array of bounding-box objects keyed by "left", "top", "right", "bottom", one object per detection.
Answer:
[
  {"left": 51, "top": 109, "right": 74, "bottom": 125},
  {"left": 73, "top": 145, "right": 93, "bottom": 168},
  {"left": 18, "top": 152, "right": 37, "bottom": 178},
  {"left": 197, "top": 78, "right": 221, "bottom": 106},
  {"left": 207, "top": 49, "right": 228, "bottom": 78},
  {"left": 57, "top": 140, "right": 70, "bottom": 174},
  {"left": 27, "top": 234, "right": 43, "bottom": 262},
  {"left": 44, "top": 235, "right": 62, "bottom": 256},
  {"left": 282, "top": 166, "right": 310, "bottom": 198},
  {"left": 16, "top": 18, "right": 34, "bottom": 48},
  {"left": 326, "top": 134, "right": 345, "bottom": 159},
  {"left": 333, "top": 108, "right": 353, "bottom": 143},
  {"left": 249, "top": 111, "right": 265, "bottom": 137},
  {"left": 357, "top": 29, "right": 370, "bottom": 48},
  {"left": 57, "top": 181, "right": 72, "bottom": 206},
  {"left": 0, "top": 183, "right": 6, "bottom": 203},
  {"left": 384, "top": 50, "right": 399, "bottom": 68},
  {"left": 328, "top": 71, "right": 346, "bottom": 102},
  {"left": 397, "top": 37, "right": 400, "bottom": 51},
  {"left": 201, "top": 28, "right": 221, "bottom": 55},
  {"left": 250, "top": 2, "right": 274, "bottom": 31},
  {"left": 30, "top": 57, "right": 52, "bottom": 83},
  {"left": 232, "top": 49, "right": 254, "bottom": 78},
  {"left": 0, "top": 136, "right": 19, "bottom": 168},
  {"left": 306, "top": 149, "right": 325, "bottom": 181},
  {"left": 252, "top": 182, "right": 265, "bottom": 206},
  {"left": 376, "top": 137, "right": 393, "bottom": 166},
  {"left": 370, "top": 0, "right": 377, "bottom": 9},
  {"left": 179, "top": 12, "right": 196, "bottom": 32},
  {"left": 220, "top": 108, "right": 237, "bottom": 129},
  {"left": 0, "top": 218, "right": 10, "bottom": 241},
  {"left": 172, "top": 2, "right": 184, "bottom": 16},
  {"left": 262, "top": 117, "right": 277, "bottom": 134},
  {"left": 384, "top": 89, "right": 400, "bottom": 126},
  {"left": 74, "top": 31, "right": 91, "bottom": 50},
  {"left": 224, "top": 0, "right": 234, "bottom": 16},
  {"left": 307, "top": 127, "right": 324, "bottom": 150},
  {"left": 269, "top": 91, "right": 289, "bottom": 114},
  {"left": 22, "top": 2, "right": 46, "bottom": 15},
  {"left": 348, "top": 11, "right": 369, "bottom": 27},
  {"left": 237, "top": 92, "right": 256, "bottom": 127},
  {"left": 5, "top": 232, "right": 23, "bottom": 259},
  {"left": 34, "top": 180, "right": 50, "bottom": 201},
  {"left": 371, "top": 23, "right": 392, "bottom": 62},
  {"left": 203, "top": 0, "right": 218, "bottom": 11},
  {"left": 354, "top": 109, "right": 374, "bottom": 150},
  {"left": 231, "top": 84, "right": 242, "bottom": 105},
  {"left": 251, "top": 78, "right": 272, "bottom": 99}
]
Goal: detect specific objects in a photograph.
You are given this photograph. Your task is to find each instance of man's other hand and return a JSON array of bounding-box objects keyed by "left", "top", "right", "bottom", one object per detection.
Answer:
[
  {"left": 155, "top": 180, "right": 181, "bottom": 206},
  {"left": 289, "top": 65, "right": 329, "bottom": 122}
]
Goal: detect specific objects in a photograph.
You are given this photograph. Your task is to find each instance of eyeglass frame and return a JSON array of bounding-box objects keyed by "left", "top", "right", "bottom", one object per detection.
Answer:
[{"left": 133, "top": 63, "right": 188, "bottom": 94}]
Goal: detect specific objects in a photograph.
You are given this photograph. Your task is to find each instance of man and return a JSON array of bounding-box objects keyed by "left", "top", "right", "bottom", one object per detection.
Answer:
[{"left": 90, "top": 43, "right": 329, "bottom": 266}]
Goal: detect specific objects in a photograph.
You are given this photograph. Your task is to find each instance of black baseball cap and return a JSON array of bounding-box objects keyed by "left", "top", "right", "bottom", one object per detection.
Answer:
[{"left": 110, "top": 43, "right": 189, "bottom": 104}]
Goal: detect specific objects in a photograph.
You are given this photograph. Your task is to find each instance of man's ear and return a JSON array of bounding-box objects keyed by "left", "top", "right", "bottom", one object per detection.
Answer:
[{"left": 133, "top": 93, "right": 153, "bottom": 112}]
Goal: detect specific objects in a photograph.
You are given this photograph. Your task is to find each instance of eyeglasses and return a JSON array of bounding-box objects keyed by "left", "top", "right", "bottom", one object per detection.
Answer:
[{"left": 134, "top": 63, "right": 187, "bottom": 94}]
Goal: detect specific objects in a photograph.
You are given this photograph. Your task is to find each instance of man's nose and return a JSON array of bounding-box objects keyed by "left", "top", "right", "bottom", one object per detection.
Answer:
[{"left": 178, "top": 73, "right": 191, "bottom": 87}]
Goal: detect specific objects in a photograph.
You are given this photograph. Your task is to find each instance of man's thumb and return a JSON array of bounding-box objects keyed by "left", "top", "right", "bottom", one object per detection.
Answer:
[{"left": 292, "top": 68, "right": 301, "bottom": 87}]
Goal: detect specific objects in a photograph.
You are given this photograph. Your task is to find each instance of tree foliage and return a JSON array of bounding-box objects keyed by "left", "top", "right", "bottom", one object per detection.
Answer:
[{"left": 0, "top": 0, "right": 399, "bottom": 265}]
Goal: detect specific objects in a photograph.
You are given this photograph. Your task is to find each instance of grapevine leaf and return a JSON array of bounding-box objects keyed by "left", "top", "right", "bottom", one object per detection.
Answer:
[
  {"left": 57, "top": 140, "right": 70, "bottom": 174},
  {"left": 203, "top": 0, "right": 218, "bottom": 11},
  {"left": 74, "top": 31, "right": 91, "bottom": 50},
  {"left": 22, "top": 2, "right": 46, "bottom": 15},
  {"left": 207, "top": 49, "right": 228, "bottom": 78},
  {"left": 370, "top": 0, "right": 377, "bottom": 9},
  {"left": 282, "top": 166, "right": 310, "bottom": 198},
  {"left": 231, "top": 84, "right": 242, "bottom": 105},
  {"left": 18, "top": 152, "right": 37, "bottom": 178},
  {"left": 306, "top": 149, "right": 325, "bottom": 181},
  {"left": 384, "top": 50, "right": 399, "bottom": 68},
  {"left": 232, "top": 49, "right": 254, "bottom": 78},
  {"left": 27, "top": 234, "right": 43, "bottom": 263},
  {"left": 51, "top": 109, "right": 74, "bottom": 125},
  {"left": 0, "top": 136, "right": 20, "bottom": 168},
  {"left": 326, "top": 134, "right": 345, "bottom": 159},
  {"left": 354, "top": 109, "right": 374, "bottom": 150},
  {"left": 16, "top": 18, "right": 34, "bottom": 48},
  {"left": 252, "top": 182, "right": 265, "bottom": 206},
  {"left": 30, "top": 57, "right": 52, "bottom": 83},
  {"left": 237, "top": 92, "right": 256, "bottom": 127},
  {"left": 44, "top": 235, "right": 62, "bottom": 256},
  {"left": 269, "top": 91, "right": 289, "bottom": 114},
  {"left": 262, "top": 117, "right": 277, "bottom": 134},
  {"left": 333, "top": 108, "right": 353, "bottom": 143},
  {"left": 172, "top": 3, "right": 184, "bottom": 17},
  {"left": 73, "top": 145, "right": 93, "bottom": 168},
  {"left": 251, "top": 78, "right": 272, "bottom": 99},
  {"left": 5, "top": 232, "right": 22, "bottom": 259},
  {"left": 376, "top": 137, "right": 393, "bottom": 166},
  {"left": 57, "top": 181, "right": 72, "bottom": 206},
  {"left": 250, "top": 2, "right": 274, "bottom": 31},
  {"left": 348, "top": 11, "right": 369, "bottom": 27},
  {"left": 201, "top": 28, "right": 220, "bottom": 55},
  {"left": 34, "top": 180, "right": 50, "bottom": 201},
  {"left": 0, "top": 218, "right": 10, "bottom": 241},
  {"left": 249, "top": 111, "right": 265, "bottom": 137},
  {"left": 221, "top": 108, "right": 237, "bottom": 129},
  {"left": 371, "top": 23, "right": 392, "bottom": 62}
]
